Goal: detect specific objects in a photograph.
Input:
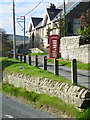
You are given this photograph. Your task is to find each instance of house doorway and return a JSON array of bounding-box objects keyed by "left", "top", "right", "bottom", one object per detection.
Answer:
[{"left": 32, "top": 32, "right": 34, "bottom": 48}]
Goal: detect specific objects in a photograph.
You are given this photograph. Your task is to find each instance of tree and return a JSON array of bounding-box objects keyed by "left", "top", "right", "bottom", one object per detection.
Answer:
[
  {"left": 53, "top": 18, "right": 66, "bottom": 37},
  {"left": 46, "top": 27, "right": 52, "bottom": 44},
  {"left": 78, "top": 9, "right": 90, "bottom": 45},
  {"left": 34, "top": 33, "right": 44, "bottom": 50},
  {"left": 0, "top": 28, "right": 8, "bottom": 42},
  {"left": 80, "top": 9, "right": 90, "bottom": 26},
  {"left": 0, "top": 28, "right": 9, "bottom": 56},
  {"left": 79, "top": 9, "right": 90, "bottom": 42}
]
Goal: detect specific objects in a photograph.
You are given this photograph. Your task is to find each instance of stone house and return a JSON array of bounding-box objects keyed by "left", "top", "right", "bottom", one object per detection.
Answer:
[
  {"left": 29, "top": 3, "right": 62, "bottom": 48},
  {"left": 28, "top": 0, "right": 90, "bottom": 48},
  {"left": 41, "top": 4, "right": 62, "bottom": 48},
  {"left": 63, "top": 0, "right": 90, "bottom": 35},
  {"left": 29, "top": 17, "right": 43, "bottom": 48}
]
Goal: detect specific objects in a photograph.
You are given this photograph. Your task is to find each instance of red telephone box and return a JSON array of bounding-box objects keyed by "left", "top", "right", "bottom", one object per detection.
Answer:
[{"left": 49, "top": 35, "right": 60, "bottom": 58}]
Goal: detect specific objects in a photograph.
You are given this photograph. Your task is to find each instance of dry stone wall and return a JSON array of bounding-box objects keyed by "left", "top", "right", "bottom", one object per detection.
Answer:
[
  {"left": 60, "top": 36, "right": 90, "bottom": 64},
  {"left": 3, "top": 73, "right": 90, "bottom": 109}
]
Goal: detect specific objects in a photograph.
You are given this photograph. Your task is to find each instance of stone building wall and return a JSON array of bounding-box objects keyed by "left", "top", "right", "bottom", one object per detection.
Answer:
[
  {"left": 3, "top": 73, "right": 90, "bottom": 109},
  {"left": 60, "top": 36, "right": 90, "bottom": 64}
]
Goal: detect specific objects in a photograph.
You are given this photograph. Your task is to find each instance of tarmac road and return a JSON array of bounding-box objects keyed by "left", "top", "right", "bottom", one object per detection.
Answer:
[{"left": 1, "top": 93, "right": 55, "bottom": 118}]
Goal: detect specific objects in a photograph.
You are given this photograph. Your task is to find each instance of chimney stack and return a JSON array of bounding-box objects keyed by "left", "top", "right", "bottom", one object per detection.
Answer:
[{"left": 49, "top": 3, "right": 56, "bottom": 9}]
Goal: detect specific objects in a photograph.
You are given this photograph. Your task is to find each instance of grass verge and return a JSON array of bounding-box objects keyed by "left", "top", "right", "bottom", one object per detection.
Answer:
[
  {"left": 28, "top": 53, "right": 48, "bottom": 56},
  {"left": 1, "top": 82, "right": 90, "bottom": 119},
  {"left": 1, "top": 82, "right": 81, "bottom": 118},
  {"left": 1, "top": 57, "right": 71, "bottom": 84},
  {"left": 1, "top": 57, "right": 90, "bottom": 119},
  {"left": 77, "top": 108, "right": 90, "bottom": 120},
  {"left": 48, "top": 58, "right": 90, "bottom": 71}
]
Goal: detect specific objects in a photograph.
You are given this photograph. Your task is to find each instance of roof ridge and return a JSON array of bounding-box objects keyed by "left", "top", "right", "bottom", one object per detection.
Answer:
[{"left": 31, "top": 17, "right": 43, "bottom": 19}]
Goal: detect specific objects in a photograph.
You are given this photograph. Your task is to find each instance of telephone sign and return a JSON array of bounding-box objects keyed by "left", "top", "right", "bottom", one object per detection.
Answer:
[{"left": 49, "top": 35, "right": 60, "bottom": 58}]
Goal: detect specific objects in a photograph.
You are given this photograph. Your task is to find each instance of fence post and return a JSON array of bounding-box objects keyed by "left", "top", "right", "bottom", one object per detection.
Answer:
[
  {"left": 35, "top": 55, "right": 38, "bottom": 67},
  {"left": 28, "top": 55, "right": 31, "bottom": 65},
  {"left": 24, "top": 55, "right": 26, "bottom": 63},
  {"left": 16, "top": 54, "right": 18, "bottom": 60},
  {"left": 54, "top": 58, "right": 58, "bottom": 75},
  {"left": 71, "top": 59, "right": 77, "bottom": 84},
  {"left": 20, "top": 54, "right": 22, "bottom": 61},
  {"left": 44, "top": 56, "right": 47, "bottom": 70}
]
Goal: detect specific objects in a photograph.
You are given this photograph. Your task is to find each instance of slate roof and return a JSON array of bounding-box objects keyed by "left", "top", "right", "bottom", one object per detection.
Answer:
[
  {"left": 36, "top": 21, "right": 42, "bottom": 28},
  {"left": 58, "top": 0, "right": 78, "bottom": 9},
  {"left": 29, "top": 0, "right": 90, "bottom": 30},
  {"left": 31, "top": 17, "right": 43, "bottom": 28},
  {"left": 57, "top": 0, "right": 90, "bottom": 15},
  {"left": 52, "top": 0, "right": 79, "bottom": 21},
  {"left": 47, "top": 8, "right": 62, "bottom": 21}
]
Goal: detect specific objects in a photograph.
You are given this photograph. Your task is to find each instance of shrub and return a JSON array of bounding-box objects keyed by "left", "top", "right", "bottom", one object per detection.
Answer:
[{"left": 79, "top": 9, "right": 90, "bottom": 44}]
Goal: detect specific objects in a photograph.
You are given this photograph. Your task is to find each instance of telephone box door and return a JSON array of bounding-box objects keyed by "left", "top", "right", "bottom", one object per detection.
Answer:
[{"left": 49, "top": 35, "right": 60, "bottom": 58}]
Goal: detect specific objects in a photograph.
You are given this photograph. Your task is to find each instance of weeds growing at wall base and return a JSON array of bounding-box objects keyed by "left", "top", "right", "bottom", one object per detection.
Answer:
[
  {"left": 1, "top": 82, "right": 90, "bottom": 119},
  {"left": 1, "top": 82, "right": 80, "bottom": 118}
]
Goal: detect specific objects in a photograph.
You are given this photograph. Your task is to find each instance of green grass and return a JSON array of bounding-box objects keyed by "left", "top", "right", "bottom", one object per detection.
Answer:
[
  {"left": 37, "top": 94, "right": 80, "bottom": 117},
  {"left": 0, "top": 82, "right": 2, "bottom": 92},
  {"left": 1, "top": 82, "right": 81, "bottom": 118},
  {"left": 2, "top": 82, "right": 40, "bottom": 102},
  {"left": 28, "top": 52, "right": 48, "bottom": 56},
  {"left": 1, "top": 57, "right": 71, "bottom": 84},
  {"left": 1, "top": 57, "right": 90, "bottom": 119},
  {"left": 2, "top": 82, "right": 90, "bottom": 119},
  {"left": 0, "top": 57, "right": 21, "bottom": 70},
  {"left": 48, "top": 58, "right": 90, "bottom": 71},
  {"left": 77, "top": 108, "right": 90, "bottom": 120}
]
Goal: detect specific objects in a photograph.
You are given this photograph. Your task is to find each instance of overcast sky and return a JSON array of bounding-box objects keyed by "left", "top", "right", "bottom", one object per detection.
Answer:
[{"left": 0, "top": 0, "right": 68, "bottom": 36}]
